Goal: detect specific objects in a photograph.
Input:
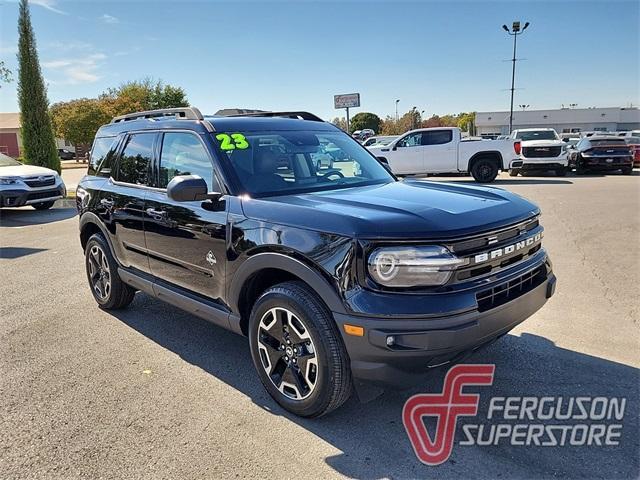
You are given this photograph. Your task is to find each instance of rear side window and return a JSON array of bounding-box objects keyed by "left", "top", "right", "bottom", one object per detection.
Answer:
[
  {"left": 159, "top": 132, "right": 216, "bottom": 190},
  {"left": 422, "top": 130, "right": 453, "bottom": 145},
  {"left": 88, "top": 136, "right": 117, "bottom": 177},
  {"left": 115, "top": 133, "right": 155, "bottom": 185}
]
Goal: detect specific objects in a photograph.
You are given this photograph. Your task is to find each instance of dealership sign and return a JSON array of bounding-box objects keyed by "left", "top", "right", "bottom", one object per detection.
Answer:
[{"left": 334, "top": 93, "right": 360, "bottom": 109}]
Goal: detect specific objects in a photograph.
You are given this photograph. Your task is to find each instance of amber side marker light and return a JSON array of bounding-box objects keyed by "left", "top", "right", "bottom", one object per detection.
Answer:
[{"left": 343, "top": 324, "right": 365, "bottom": 336}]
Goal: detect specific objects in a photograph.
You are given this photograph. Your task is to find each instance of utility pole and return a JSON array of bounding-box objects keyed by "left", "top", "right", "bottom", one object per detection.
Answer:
[{"left": 502, "top": 21, "right": 530, "bottom": 134}]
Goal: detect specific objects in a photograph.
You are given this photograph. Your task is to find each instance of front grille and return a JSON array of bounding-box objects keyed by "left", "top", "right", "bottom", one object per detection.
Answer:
[
  {"left": 24, "top": 176, "right": 55, "bottom": 188},
  {"left": 522, "top": 146, "right": 562, "bottom": 158},
  {"left": 27, "top": 190, "right": 59, "bottom": 201},
  {"left": 476, "top": 266, "right": 546, "bottom": 312}
]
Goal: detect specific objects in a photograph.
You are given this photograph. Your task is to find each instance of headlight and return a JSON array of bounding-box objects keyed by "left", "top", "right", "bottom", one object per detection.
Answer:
[
  {"left": 367, "top": 245, "right": 468, "bottom": 287},
  {"left": 0, "top": 177, "right": 19, "bottom": 185}
]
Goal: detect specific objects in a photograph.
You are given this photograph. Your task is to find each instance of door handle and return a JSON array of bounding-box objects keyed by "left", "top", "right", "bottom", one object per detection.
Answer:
[{"left": 145, "top": 208, "right": 167, "bottom": 220}]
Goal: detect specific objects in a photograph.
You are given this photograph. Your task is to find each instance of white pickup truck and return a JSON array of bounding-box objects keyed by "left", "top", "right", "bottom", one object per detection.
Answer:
[
  {"left": 367, "top": 127, "right": 520, "bottom": 182},
  {"left": 509, "top": 128, "right": 568, "bottom": 177}
]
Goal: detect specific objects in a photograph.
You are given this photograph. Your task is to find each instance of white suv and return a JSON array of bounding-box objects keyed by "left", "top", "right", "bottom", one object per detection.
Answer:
[{"left": 510, "top": 128, "right": 568, "bottom": 176}]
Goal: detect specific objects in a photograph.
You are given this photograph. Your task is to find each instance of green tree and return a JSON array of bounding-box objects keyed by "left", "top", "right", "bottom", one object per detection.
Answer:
[
  {"left": 101, "top": 78, "right": 189, "bottom": 116},
  {"left": 349, "top": 112, "right": 382, "bottom": 134},
  {"left": 0, "top": 61, "right": 12, "bottom": 86},
  {"left": 17, "top": 0, "right": 59, "bottom": 172},
  {"left": 457, "top": 112, "right": 476, "bottom": 134},
  {"left": 50, "top": 98, "right": 111, "bottom": 157},
  {"left": 331, "top": 117, "right": 348, "bottom": 131}
]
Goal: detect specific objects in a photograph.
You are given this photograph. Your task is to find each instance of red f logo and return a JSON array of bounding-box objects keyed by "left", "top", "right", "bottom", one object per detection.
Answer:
[{"left": 403, "top": 364, "right": 495, "bottom": 466}]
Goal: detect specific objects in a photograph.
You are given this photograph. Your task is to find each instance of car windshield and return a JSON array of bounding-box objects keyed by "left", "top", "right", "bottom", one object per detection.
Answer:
[
  {"left": 515, "top": 130, "right": 559, "bottom": 141},
  {"left": 0, "top": 154, "right": 21, "bottom": 167},
  {"left": 217, "top": 130, "right": 394, "bottom": 197}
]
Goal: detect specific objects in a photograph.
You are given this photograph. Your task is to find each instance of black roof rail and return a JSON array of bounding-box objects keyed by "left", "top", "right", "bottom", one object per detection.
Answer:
[
  {"left": 222, "top": 111, "right": 324, "bottom": 122},
  {"left": 111, "top": 107, "right": 205, "bottom": 123}
]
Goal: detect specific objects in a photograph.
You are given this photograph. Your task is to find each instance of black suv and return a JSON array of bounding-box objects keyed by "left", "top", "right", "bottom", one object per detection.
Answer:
[{"left": 77, "top": 108, "right": 556, "bottom": 417}]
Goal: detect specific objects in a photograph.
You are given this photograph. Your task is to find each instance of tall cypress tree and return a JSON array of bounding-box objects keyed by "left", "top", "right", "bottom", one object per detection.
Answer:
[{"left": 17, "top": 0, "right": 60, "bottom": 173}]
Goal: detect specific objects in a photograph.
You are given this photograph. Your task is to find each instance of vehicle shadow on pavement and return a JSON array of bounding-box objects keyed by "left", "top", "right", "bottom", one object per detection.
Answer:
[
  {"left": 0, "top": 246, "right": 48, "bottom": 259},
  {"left": 111, "top": 296, "right": 639, "bottom": 480},
  {"left": 0, "top": 205, "right": 76, "bottom": 227}
]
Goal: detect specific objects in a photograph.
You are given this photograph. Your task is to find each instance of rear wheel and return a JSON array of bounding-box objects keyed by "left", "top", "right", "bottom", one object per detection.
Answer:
[
  {"left": 509, "top": 169, "right": 520, "bottom": 177},
  {"left": 471, "top": 158, "right": 499, "bottom": 183},
  {"left": 248, "top": 281, "right": 352, "bottom": 417},
  {"left": 622, "top": 166, "right": 633, "bottom": 175},
  {"left": 32, "top": 201, "right": 55, "bottom": 210},
  {"left": 84, "top": 233, "right": 135, "bottom": 309},
  {"left": 556, "top": 168, "right": 567, "bottom": 177}
]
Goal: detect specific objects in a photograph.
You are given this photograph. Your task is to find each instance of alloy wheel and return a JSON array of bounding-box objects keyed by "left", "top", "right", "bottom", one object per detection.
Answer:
[
  {"left": 257, "top": 307, "right": 319, "bottom": 400},
  {"left": 88, "top": 245, "right": 111, "bottom": 300}
]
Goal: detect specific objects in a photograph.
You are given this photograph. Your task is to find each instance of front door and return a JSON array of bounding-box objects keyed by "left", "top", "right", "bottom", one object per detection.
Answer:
[
  {"left": 388, "top": 132, "right": 424, "bottom": 174},
  {"left": 143, "top": 131, "right": 227, "bottom": 304}
]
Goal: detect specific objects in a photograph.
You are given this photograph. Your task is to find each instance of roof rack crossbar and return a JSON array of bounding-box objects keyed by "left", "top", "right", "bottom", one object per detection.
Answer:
[
  {"left": 111, "top": 107, "right": 204, "bottom": 124},
  {"left": 223, "top": 111, "right": 324, "bottom": 122}
]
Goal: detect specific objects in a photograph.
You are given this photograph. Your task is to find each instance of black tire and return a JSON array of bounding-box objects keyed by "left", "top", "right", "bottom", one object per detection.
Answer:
[
  {"left": 84, "top": 233, "right": 135, "bottom": 310},
  {"left": 471, "top": 158, "right": 499, "bottom": 183},
  {"left": 556, "top": 168, "right": 567, "bottom": 177},
  {"left": 575, "top": 155, "right": 587, "bottom": 175},
  {"left": 622, "top": 166, "right": 633, "bottom": 175},
  {"left": 509, "top": 169, "right": 520, "bottom": 177},
  {"left": 32, "top": 201, "right": 55, "bottom": 210},
  {"left": 248, "top": 281, "right": 352, "bottom": 417}
]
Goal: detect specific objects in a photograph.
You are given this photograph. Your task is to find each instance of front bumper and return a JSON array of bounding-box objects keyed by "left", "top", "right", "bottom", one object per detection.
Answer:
[
  {"left": 0, "top": 184, "right": 66, "bottom": 207},
  {"left": 511, "top": 157, "right": 568, "bottom": 169},
  {"left": 334, "top": 259, "right": 555, "bottom": 388}
]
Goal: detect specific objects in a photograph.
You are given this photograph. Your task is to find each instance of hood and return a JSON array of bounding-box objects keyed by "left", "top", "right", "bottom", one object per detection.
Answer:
[
  {"left": 0, "top": 164, "right": 58, "bottom": 177},
  {"left": 520, "top": 139, "right": 564, "bottom": 147},
  {"left": 241, "top": 180, "right": 539, "bottom": 239}
]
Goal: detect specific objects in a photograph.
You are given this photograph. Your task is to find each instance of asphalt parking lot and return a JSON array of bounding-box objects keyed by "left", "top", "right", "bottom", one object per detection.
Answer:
[{"left": 1, "top": 171, "right": 638, "bottom": 479}]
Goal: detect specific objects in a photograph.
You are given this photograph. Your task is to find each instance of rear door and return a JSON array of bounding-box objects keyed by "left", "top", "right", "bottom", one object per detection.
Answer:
[
  {"left": 143, "top": 131, "right": 227, "bottom": 304},
  {"left": 422, "top": 129, "right": 456, "bottom": 172}
]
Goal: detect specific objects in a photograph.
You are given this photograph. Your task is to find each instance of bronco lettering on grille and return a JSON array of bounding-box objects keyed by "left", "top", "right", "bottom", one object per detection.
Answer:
[{"left": 472, "top": 232, "right": 542, "bottom": 265}]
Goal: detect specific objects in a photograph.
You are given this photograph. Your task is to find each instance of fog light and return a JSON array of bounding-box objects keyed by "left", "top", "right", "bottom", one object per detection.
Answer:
[{"left": 386, "top": 336, "right": 395, "bottom": 347}]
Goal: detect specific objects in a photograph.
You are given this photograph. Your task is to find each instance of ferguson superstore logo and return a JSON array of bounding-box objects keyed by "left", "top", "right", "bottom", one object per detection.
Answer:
[{"left": 402, "top": 364, "right": 627, "bottom": 466}]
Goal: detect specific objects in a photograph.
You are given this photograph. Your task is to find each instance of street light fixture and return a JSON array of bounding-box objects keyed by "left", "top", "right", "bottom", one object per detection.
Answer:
[
  {"left": 519, "top": 104, "right": 530, "bottom": 111},
  {"left": 502, "top": 21, "right": 530, "bottom": 133}
]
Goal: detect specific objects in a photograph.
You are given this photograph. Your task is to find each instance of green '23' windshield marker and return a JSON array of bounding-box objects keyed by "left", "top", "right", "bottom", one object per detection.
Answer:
[{"left": 216, "top": 133, "right": 249, "bottom": 150}]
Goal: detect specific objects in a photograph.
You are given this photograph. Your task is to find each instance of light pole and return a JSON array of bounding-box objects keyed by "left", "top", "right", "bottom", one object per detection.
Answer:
[
  {"left": 395, "top": 99, "right": 400, "bottom": 122},
  {"left": 411, "top": 106, "right": 417, "bottom": 129},
  {"left": 502, "top": 21, "right": 530, "bottom": 134}
]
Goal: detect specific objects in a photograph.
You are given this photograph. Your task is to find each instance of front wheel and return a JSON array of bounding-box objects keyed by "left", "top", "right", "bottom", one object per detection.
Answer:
[
  {"left": 32, "top": 201, "right": 55, "bottom": 210},
  {"left": 471, "top": 159, "right": 499, "bottom": 183},
  {"left": 248, "top": 281, "right": 352, "bottom": 417},
  {"left": 509, "top": 169, "right": 520, "bottom": 177},
  {"left": 621, "top": 166, "right": 633, "bottom": 175},
  {"left": 84, "top": 233, "right": 135, "bottom": 309}
]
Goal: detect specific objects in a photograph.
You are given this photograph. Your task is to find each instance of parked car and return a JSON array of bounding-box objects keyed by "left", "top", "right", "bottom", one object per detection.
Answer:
[
  {"left": 367, "top": 127, "right": 520, "bottom": 182},
  {"left": 509, "top": 128, "right": 568, "bottom": 176},
  {"left": 624, "top": 136, "right": 640, "bottom": 167},
  {"left": 76, "top": 107, "right": 555, "bottom": 417},
  {"left": 351, "top": 130, "right": 362, "bottom": 141},
  {"left": 0, "top": 153, "right": 66, "bottom": 209},
  {"left": 567, "top": 135, "right": 634, "bottom": 174},
  {"left": 362, "top": 135, "right": 398, "bottom": 147},
  {"left": 58, "top": 148, "right": 74, "bottom": 160}
]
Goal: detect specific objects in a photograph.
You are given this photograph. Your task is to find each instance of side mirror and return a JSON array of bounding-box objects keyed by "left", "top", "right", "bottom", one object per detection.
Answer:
[{"left": 167, "top": 175, "right": 221, "bottom": 202}]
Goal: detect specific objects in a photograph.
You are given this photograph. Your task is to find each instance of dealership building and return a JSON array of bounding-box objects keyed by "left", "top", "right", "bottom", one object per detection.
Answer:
[
  {"left": 475, "top": 107, "right": 640, "bottom": 138},
  {"left": 0, "top": 112, "right": 73, "bottom": 158}
]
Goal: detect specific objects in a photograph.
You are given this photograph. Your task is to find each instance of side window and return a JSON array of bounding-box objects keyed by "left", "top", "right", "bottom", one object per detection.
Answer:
[
  {"left": 115, "top": 133, "right": 155, "bottom": 185},
  {"left": 88, "top": 136, "right": 117, "bottom": 177},
  {"left": 422, "top": 130, "right": 453, "bottom": 145},
  {"left": 159, "top": 132, "right": 215, "bottom": 190},
  {"left": 398, "top": 132, "right": 422, "bottom": 147}
]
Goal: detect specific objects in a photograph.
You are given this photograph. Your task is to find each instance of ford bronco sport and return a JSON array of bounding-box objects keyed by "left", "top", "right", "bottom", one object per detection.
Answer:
[{"left": 77, "top": 108, "right": 556, "bottom": 417}]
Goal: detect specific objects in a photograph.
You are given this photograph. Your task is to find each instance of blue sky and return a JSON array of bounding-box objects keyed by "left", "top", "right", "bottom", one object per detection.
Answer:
[{"left": 0, "top": 0, "right": 638, "bottom": 120}]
